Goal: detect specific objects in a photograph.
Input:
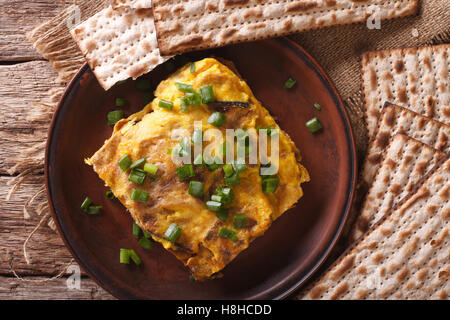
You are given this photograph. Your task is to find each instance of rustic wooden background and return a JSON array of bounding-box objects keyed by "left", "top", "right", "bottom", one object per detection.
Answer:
[{"left": 0, "top": 0, "right": 114, "bottom": 299}]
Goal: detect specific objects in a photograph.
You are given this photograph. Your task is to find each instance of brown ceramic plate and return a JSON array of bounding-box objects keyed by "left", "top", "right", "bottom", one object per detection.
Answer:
[{"left": 45, "top": 38, "right": 356, "bottom": 300}]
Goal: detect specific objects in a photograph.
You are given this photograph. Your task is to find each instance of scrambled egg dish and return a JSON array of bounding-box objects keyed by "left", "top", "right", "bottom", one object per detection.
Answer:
[{"left": 89, "top": 58, "right": 309, "bottom": 280}]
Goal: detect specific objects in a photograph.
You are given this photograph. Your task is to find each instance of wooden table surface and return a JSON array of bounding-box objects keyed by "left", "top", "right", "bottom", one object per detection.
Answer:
[{"left": 0, "top": 0, "right": 113, "bottom": 299}]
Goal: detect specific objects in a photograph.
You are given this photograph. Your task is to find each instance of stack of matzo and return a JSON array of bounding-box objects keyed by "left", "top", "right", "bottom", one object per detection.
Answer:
[
  {"left": 300, "top": 44, "right": 449, "bottom": 299},
  {"left": 70, "top": 0, "right": 420, "bottom": 90}
]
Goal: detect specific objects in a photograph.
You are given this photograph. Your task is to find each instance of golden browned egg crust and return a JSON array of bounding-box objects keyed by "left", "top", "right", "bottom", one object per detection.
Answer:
[{"left": 89, "top": 58, "right": 309, "bottom": 280}]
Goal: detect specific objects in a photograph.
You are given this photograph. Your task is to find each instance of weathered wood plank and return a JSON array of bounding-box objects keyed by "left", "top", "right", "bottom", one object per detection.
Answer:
[
  {"left": 0, "top": 175, "right": 79, "bottom": 275},
  {"left": 0, "top": 275, "right": 114, "bottom": 299},
  {"left": 0, "top": 0, "right": 72, "bottom": 61},
  {"left": 0, "top": 61, "right": 64, "bottom": 174}
]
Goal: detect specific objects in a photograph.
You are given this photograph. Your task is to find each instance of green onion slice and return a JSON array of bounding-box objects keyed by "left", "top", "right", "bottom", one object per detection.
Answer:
[
  {"left": 176, "top": 164, "right": 195, "bottom": 180},
  {"left": 128, "top": 249, "right": 141, "bottom": 266},
  {"left": 118, "top": 154, "right": 132, "bottom": 171},
  {"left": 306, "top": 117, "right": 323, "bottom": 133},
  {"left": 142, "top": 230, "right": 150, "bottom": 239},
  {"left": 132, "top": 221, "right": 141, "bottom": 238},
  {"left": 188, "top": 181, "right": 204, "bottom": 197},
  {"left": 218, "top": 228, "right": 237, "bottom": 242},
  {"left": 86, "top": 205, "right": 102, "bottom": 215},
  {"left": 138, "top": 237, "right": 153, "bottom": 250},
  {"left": 143, "top": 163, "right": 158, "bottom": 175},
  {"left": 225, "top": 172, "right": 240, "bottom": 186},
  {"left": 105, "top": 190, "right": 115, "bottom": 200},
  {"left": 186, "top": 92, "right": 202, "bottom": 107},
  {"left": 262, "top": 176, "right": 280, "bottom": 193},
  {"left": 216, "top": 186, "right": 233, "bottom": 204},
  {"left": 81, "top": 197, "right": 92, "bottom": 212},
  {"left": 190, "top": 62, "right": 196, "bottom": 73},
  {"left": 164, "top": 223, "right": 182, "bottom": 242},
  {"left": 175, "top": 82, "right": 194, "bottom": 93},
  {"left": 222, "top": 164, "right": 234, "bottom": 177},
  {"left": 211, "top": 194, "right": 223, "bottom": 203},
  {"left": 120, "top": 249, "right": 130, "bottom": 264},
  {"left": 128, "top": 168, "right": 146, "bottom": 185},
  {"left": 131, "top": 189, "right": 149, "bottom": 202},
  {"left": 284, "top": 78, "right": 296, "bottom": 89},
  {"left": 206, "top": 200, "right": 222, "bottom": 212},
  {"left": 200, "top": 85, "right": 214, "bottom": 104},
  {"left": 207, "top": 112, "right": 227, "bottom": 127},
  {"left": 215, "top": 208, "right": 229, "bottom": 222},
  {"left": 314, "top": 102, "right": 322, "bottom": 111},
  {"left": 115, "top": 98, "right": 126, "bottom": 107},
  {"left": 130, "top": 158, "right": 146, "bottom": 169},
  {"left": 159, "top": 99, "right": 173, "bottom": 110},
  {"left": 234, "top": 214, "right": 247, "bottom": 229},
  {"left": 107, "top": 110, "right": 124, "bottom": 126}
]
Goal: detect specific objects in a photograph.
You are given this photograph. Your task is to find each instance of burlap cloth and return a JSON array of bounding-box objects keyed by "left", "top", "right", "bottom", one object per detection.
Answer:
[{"left": 9, "top": 0, "right": 449, "bottom": 294}]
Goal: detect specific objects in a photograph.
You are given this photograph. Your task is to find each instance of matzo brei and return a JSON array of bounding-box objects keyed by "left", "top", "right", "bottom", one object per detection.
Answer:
[
  {"left": 152, "top": 0, "right": 419, "bottom": 55},
  {"left": 362, "top": 44, "right": 450, "bottom": 138},
  {"left": 70, "top": 5, "right": 170, "bottom": 90},
  {"left": 350, "top": 134, "right": 446, "bottom": 242},
  {"left": 299, "top": 157, "right": 449, "bottom": 300}
]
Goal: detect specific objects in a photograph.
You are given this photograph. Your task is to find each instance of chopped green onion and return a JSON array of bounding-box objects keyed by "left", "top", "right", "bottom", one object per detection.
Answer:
[
  {"left": 234, "top": 214, "right": 247, "bottom": 228},
  {"left": 107, "top": 110, "right": 124, "bottom": 125},
  {"left": 142, "top": 92, "right": 154, "bottom": 105},
  {"left": 216, "top": 186, "right": 233, "bottom": 204},
  {"left": 132, "top": 221, "right": 141, "bottom": 238},
  {"left": 218, "top": 228, "right": 237, "bottom": 242},
  {"left": 120, "top": 249, "right": 130, "bottom": 264},
  {"left": 106, "top": 190, "right": 115, "bottom": 200},
  {"left": 115, "top": 98, "right": 126, "bottom": 107},
  {"left": 138, "top": 237, "right": 153, "bottom": 250},
  {"left": 142, "top": 230, "right": 150, "bottom": 239},
  {"left": 215, "top": 208, "right": 229, "bottom": 222},
  {"left": 211, "top": 194, "right": 224, "bottom": 203},
  {"left": 179, "top": 136, "right": 192, "bottom": 155},
  {"left": 225, "top": 172, "right": 240, "bottom": 186},
  {"left": 164, "top": 223, "right": 182, "bottom": 242},
  {"left": 128, "top": 168, "right": 146, "bottom": 184},
  {"left": 176, "top": 164, "right": 195, "bottom": 180},
  {"left": 86, "top": 205, "right": 102, "bottom": 215},
  {"left": 314, "top": 102, "right": 322, "bottom": 111},
  {"left": 136, "top": 79, "right": 152, "bottom": 91},
  {"left": 207, "top": 162, "right": 221, "bottom": 172},
  {"left": 131, "top": 189, "right": 149, "bottom": 202},
  {"left": 200, "top": 85, "right": 214, "bottom": 104},
  {"left": 306, "top": 117, "right": 323, "bottom": 133},
  {"left": 186, "top": 92, "right": 201, "bottom": 107},
  {"left": 128, "top": 249, "right": 141, "bottom": 266},
  {"left": 223, "top": 164, "right": 234, "bottom": 177},
  {"left": 190, "top": 62, "right": 196, "bottom": 73},
  {"left": 206, "top": 200, "right": 222, "bottom": 212},
  {"left": 233, "top": 160, "right": 247, "bottom": 173},
  {"left": 143, "top": 163, "right": 158, "bottom": 175},
  {"left": 188, "top": 181, "right": 204, "bottom": 197},
  {"left": 167, "top": 148, "right": 172, "bottom": 155},
  {"left": 262, "top": 176, "right": 279, "bottom": 193},
  {"left": 284, "top": 78, "right": 296, "bottom": 89},
  {"left": 192, "top": 128, "right": 203, "bottom": 145},
  {"left": 81, "top": 197, "right": 92, "bottom": 212},
  {"left": 118, "top": 154, "right": 132, "bottom": 171},
  {"left": 207, "top": 112, "right": 227, "bottom": 127},
  {"left": 175, "top": 82, "right": 194, "bottom": 93},
  {"left": 159, "top": 99, "right": 173, "bottom": 110},
  {"left": 130, "top": 158, "right": 146, "bottom": 169}
]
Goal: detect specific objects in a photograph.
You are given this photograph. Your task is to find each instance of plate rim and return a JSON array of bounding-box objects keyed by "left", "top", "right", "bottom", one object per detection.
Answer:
[{"left": 44, "top": 37, "right": 357, "bottom": 300}]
